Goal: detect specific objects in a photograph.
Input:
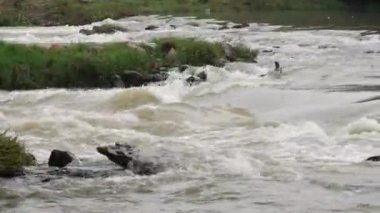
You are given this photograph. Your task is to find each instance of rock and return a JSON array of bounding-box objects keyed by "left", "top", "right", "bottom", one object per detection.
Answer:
[
  {"left": 179, "top": 65, "right": 189, "bottom": 72},
  {"left": 186, "top": 72, "right": 207, "bottom": 86},
  {"left": 79, "top": 29, "right": 94, "bottom": 35},
  {"left": 0, "top": 168, "right": 25, "bottom": 178},
  {"left": 48, "top": 150, "right": 76, "bottom": 168},
  {"left": 119, "top": 71, "right": 147, "bottom": 87},
  {"left": 80, "top": 24, "right": 127, "bottom": 35},
  {"left": 218, "top": 25, "right": 229, "bottom": 30},
  {"left": 47, "top": 167, "right": 125, "bottom": 178},
  {"left": 366, "top": 156, "right": 380, "bottom": 161},
  {"left": 170, "top": 24, "right": 176, "bottom": 29},
  {"left": 231, "top": 23, "right": 249, "bottom": 29},
  {"left": 97, "top": 143, "right": 160, "bottom": 175},
  {"left": 147, "top": 72, "right": 169, "bottom": 83},
  {"left": 79, "top": 0, "right": 92, "bottom": 3},
  {"left": 145, "top": 25, "right": 159, "bottom": 30},
  {"left": 196, "top": 71, "right": 207, "bottom": 81}
]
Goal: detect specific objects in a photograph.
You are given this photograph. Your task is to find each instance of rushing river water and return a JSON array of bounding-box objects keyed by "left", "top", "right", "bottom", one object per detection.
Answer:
[{"left": 0, "top": 15, "right": 380, "bottom": 212}]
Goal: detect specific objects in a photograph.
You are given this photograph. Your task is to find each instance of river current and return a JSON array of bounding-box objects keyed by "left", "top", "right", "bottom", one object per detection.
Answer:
[{"left": 0, "top": 16, "right": 379, "bottom": 213}]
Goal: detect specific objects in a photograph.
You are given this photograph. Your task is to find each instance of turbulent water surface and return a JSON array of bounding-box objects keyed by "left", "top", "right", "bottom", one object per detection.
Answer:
[{"left": 0, "top": 16, "right": 380, "bottom": 213}]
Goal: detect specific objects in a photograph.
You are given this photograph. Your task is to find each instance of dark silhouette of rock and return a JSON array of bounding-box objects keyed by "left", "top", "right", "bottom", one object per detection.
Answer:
[
  {"left": 179, "top": 65, "right": 189, "bottom": 72},
  {"left": 97, "top": 143, "right": 161, "bottom": 175},
  {"left": 48, "top": 150, "right": 76, "bottom": 168},
  {"left": 0, "top": 168, "right": 25, "bottom": 178},
  {"left": 80, "top": 24, "right": 127, "bottom": 35},
  {"left": 186, "top": 71, "right": 207, "bottom": 86},
  {"left": 145, "top": 25, "right": 159, "bottom": 30},
  {"left": 197, "top": 71, "right": 207, "bottom": 81},
  {"left": 147, "top": 72, "right": 169, "bottom": 83},
  {"left": 120, "top": 71, "right": 147, "bottom": 87},
  {"left": 218, "top": 25, "right": 229, "bottom": 30},
  {"left": 366, "top": 156, "right": 380, "bottom": 161}
]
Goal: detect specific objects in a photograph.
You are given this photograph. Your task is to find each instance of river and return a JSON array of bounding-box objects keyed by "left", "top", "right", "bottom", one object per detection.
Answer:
[{"left": 0, "top": 15, "right": 379, "bottom": 213}]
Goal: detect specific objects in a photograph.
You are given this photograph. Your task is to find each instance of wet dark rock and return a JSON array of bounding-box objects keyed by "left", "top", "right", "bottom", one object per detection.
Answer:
[
  {"left": 80, "top": 24, "right": 127, "bottom": 35},
  {"left": 48, "top": 150, "right": 76, "bottom": 168},
  {"left": 186, "top": 71, "right": 207, "bottom": 86},
  {"left": 79, "top": 29, "right": 94, "bottom": 35},
  {"left": 366, "top": 156, "right": 380, "bottom": 161},
  {"left": 0, "top": 168, "right": 25, "bottom": 178},
  {"left": 145, "top": 25, "right": 159, "bottom": 30},
  {"left": 170, "top": 25, "right": 177, "bottom": 29},
  {"left": 262, "top": 49, "right": 273, "bottom": 53},
  {"left": 97, "top": 143, "right": 161, "bottom": 175},
  {"left": 218, "top": 25, "right": 229, "bottom": 30},
  {"left": 147, "top": 72, "right": 169, "bottom": 83},
  {"left": 47, "top": 167, "right": 125, "bottom": 178},
  {"left": 197, "top": 71, "right": 207, "bottom": 81},
  {"left": 120, "top": 71, "right": 147, "bottom": 87},
  {"left": 231, "top": 23, "right": 249, "bottom": 29},
  {"left": 179, "top": 65, "right": 189, "bottom": 72},
  {"left": 186, "top": 22, "right": 200, "bottom": 27}
]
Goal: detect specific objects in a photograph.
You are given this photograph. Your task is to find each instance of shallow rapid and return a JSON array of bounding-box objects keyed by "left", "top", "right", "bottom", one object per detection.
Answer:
[{"left": 0, "top": 16, "right": 379, "bottom": 213}]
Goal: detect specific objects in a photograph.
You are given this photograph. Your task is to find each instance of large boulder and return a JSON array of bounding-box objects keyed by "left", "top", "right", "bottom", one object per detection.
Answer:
[
  {"left": 366, "top": 156, "right": 380, "bottom": 162},
  {"left": 119, "top": 71, "right": 148, "bottom": 87},
  {"left": 48, "top": 150, "right": 76, "bottom": 168},
  {"left": 97, "top": 143, "right": 160, "bottom": 175}
]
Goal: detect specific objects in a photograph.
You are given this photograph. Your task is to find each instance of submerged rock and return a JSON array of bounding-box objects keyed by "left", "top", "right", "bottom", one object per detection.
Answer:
[
  {"left": 0, "top": 168, "right": 25, "bottom": 178},
  {"left": 186, "top": 71, "right": 207, "bottom": 86},
  {"left": 366, "top": 156, "right": 380, "bottom": 161},
  {"left": 97, "top": 143, "right": 161, "bottom": 175},
  {"left": 145, "top": 25, "right": 159, "bottom": 30},
  {"left": 48, "top": 150, "right": 76, "bottom": 168},
  {"left": 80, "top": 24, "right": 127, "bottom": 35}
]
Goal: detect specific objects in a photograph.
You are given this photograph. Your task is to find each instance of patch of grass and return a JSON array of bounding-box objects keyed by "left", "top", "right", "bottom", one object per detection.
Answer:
[
  {"left": 0, "top": 38, "right": 257, "bottom": 90},
  {"left": 1, "top": 0, "right": 379, "bottom": 26},
  {"left": 0, "top": 131, "right": 35, "bottom": 171}
]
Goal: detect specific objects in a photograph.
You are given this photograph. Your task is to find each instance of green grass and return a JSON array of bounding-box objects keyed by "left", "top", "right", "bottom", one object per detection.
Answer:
[
  {"left": 1, "top": 0, "right": 379, "bottom": 26},
  {"left": 0, "top": 38, "right": 257, "bottom": 90},
  {"left": 0, "top": 131, "right": 35, "bottom": 171}
]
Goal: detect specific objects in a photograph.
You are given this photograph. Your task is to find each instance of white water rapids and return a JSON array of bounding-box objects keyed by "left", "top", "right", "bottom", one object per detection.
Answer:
[{"left": 0, "top": 16, "right": 379, "bottom": 213}]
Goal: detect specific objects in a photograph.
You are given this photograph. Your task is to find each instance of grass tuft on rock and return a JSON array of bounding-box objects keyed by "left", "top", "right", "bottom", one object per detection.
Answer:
[
  {"left": 0, "top": 38, "right": 257, "bottom": 90},
  {"left": 0, "top": 131, "right": 35, "bottom": 171}
]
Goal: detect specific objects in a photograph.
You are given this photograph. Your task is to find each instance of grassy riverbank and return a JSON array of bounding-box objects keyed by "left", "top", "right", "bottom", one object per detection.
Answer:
[
  {"left": 1, "top": 0, "right": 380, "bottom": 26},
  {"left": 0, "top": 131, "right": 35, "bottom": 177},
  {"left": 0, "top": 38, "right": 256, "bottom": 90}
]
